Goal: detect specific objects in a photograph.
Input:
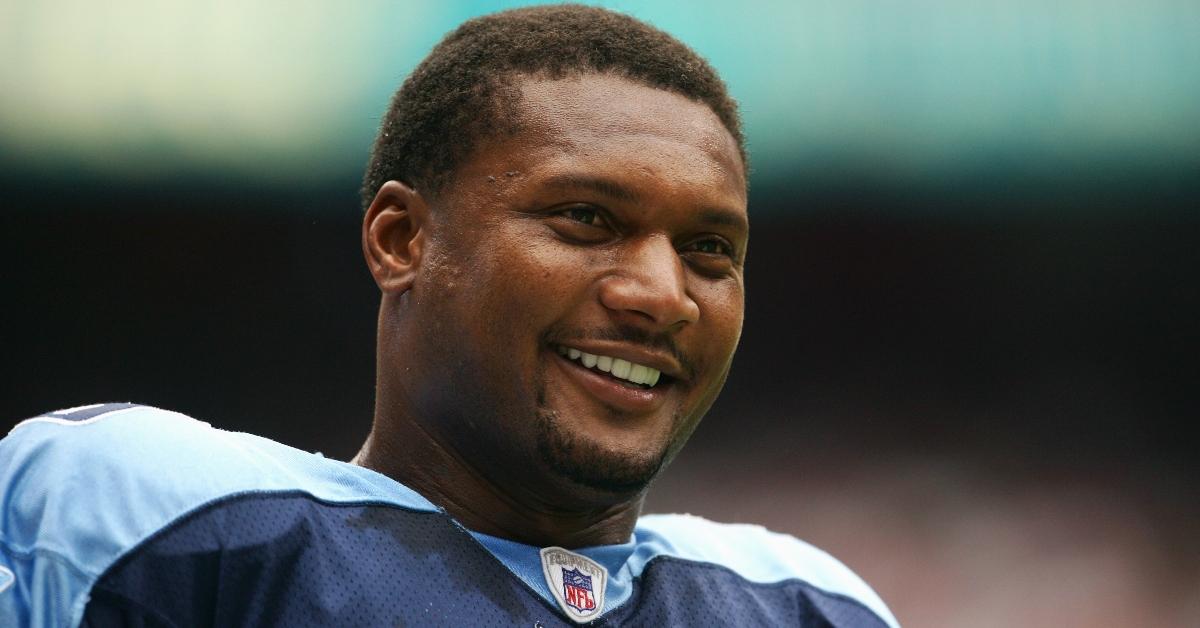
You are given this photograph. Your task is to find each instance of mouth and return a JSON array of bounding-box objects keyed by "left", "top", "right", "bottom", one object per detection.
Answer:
[
  {"left": 549, "top": 343, "right": 677, "bottom": 413},
  {"left": 554, "top": 344, "right": 667, "bottom": 389}
]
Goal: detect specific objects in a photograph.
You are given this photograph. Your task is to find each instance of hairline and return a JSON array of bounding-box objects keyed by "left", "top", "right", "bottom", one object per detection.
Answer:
[
  {"left": 361, "top": 5, "right": 748, "bottom": 212},
  {"left": 414, "top": 69, "right": 747, "bottom": 206}
]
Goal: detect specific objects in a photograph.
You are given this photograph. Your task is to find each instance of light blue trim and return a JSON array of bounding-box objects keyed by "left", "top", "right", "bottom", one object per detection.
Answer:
[
  {"left": 634, "top": 514, "right": 900, "bottom": 628},
  {"left": 469, "top": 530, "right": 640, "bottom": 615},
  {"left": 0, "top": 405, "right": 437, "bottom": 627},
  {"left": 471, "top": 514, "right": 898, "bottom": 627}
]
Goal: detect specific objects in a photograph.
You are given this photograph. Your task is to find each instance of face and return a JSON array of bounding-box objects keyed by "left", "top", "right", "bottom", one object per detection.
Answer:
[{"left": 398, "top": 74, "right": 747, "bottom": 498}]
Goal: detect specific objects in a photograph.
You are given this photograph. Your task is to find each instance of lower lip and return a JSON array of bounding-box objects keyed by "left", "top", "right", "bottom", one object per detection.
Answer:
[{"left": 549, "top": 350, "right": 668, "bottom": 413}]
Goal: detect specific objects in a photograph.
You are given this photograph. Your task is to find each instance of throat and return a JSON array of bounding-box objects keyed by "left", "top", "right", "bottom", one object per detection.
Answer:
[{"left": 354, "top": 420, "right": 644, "bottom": 549}]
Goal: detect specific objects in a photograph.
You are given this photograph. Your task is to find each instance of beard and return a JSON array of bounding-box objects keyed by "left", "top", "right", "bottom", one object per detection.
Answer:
[
  {"left": 532, "top": 404, "right": 678, "bottom": 495},
  {"left": 526, "top": 325, "right": 700, "bottom": 494}
]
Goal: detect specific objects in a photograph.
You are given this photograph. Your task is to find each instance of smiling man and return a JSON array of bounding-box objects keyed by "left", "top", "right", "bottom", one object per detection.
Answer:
[
  {"left": 0, "top": 5, "right": 896, "bottom": 627},
  {"left": 354, "top": 71, "right": 750, "bottom": 550}
]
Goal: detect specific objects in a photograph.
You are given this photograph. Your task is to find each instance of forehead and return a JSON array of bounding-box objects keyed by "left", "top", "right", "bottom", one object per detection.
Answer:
[
  {"left": 440, "top": 74, "right": 747, "bottom": 216},
  {"left": 511, "top": 74, "right": 746, "bottom": 195},
  {"left": 522, "top": 74, "right": 740, "bottom": 161}
]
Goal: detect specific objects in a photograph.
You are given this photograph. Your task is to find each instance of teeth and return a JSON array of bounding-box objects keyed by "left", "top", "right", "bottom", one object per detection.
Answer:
[
  {"left": 557, "top": 346, "right": 662, "bottom": 387},
  {"left": 611, "top": 359, "right": 632, "bottom": 379},
  {"left": 628, "top": 364, "right": 649, "bottom": 385}
]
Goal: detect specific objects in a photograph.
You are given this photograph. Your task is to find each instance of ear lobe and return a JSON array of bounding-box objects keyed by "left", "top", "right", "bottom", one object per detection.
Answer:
[{"left": 362, "top": 180, "right": 430, "bottom": 294}]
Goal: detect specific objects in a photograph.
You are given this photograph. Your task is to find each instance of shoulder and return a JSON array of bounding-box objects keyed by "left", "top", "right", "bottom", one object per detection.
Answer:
[
  {"left": 1, "top": 403, "right": 428, "bottom": 513},
  {"left": 2, "top": 403, "right": 429, "bottom": 504},
  {"left": 0, "top": 403, "right": 433, "bottom": 626},
  {"left": 1, "top": 403, "right": 237, "bottom": 559},
  {"left": 635, "top": 513, "right": 898, "bottom": 628}
]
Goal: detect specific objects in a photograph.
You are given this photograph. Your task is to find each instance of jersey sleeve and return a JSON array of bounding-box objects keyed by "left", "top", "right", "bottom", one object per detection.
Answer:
[
  {"left": 0, "top": 403, "right": 436, "bottom": 628},
  {"left": 0, "top": 403, "right": 282, "bottom": 626},
  {"left": 0, "top": 404, "right": 155, "bottom": 626}
]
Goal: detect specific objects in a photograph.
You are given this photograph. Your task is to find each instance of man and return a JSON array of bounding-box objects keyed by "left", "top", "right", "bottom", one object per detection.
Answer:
[{"left": 1, "top": 5, "right": 896, "bottom": 626}]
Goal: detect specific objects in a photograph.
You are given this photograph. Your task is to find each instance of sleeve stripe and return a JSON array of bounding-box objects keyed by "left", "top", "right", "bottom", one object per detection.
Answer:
[
  {"left": 9, "top": 403, "right": 143, "bottom": 434},
  {"left": 47, "top": 403, "right": 106, "bottom": 416}
]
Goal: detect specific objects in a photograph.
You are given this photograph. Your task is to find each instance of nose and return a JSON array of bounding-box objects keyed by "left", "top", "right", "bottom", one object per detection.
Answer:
[{"left": 598, "top": 235, "right": 700, "bottom": 329}]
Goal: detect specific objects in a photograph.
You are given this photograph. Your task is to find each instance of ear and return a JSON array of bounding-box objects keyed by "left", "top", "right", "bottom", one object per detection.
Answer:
[{"left": 362, "top": 180, "right": 431, "bottom": 294}]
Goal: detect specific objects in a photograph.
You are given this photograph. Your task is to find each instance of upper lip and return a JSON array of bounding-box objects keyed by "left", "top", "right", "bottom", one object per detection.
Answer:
[{"left": 553, "top": 340, "right": 688, "bottom": 382}]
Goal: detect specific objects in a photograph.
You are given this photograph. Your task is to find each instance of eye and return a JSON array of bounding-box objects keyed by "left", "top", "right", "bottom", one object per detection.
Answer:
[
  {"left": 687, "top": 239, "right": 732, "bottom": 255},
  {"left": 681, "top": 236, "right": 739, "bottom": 277},
  {"left": 564, "top": 205, "right": 600, "bottom": 225},
  {"left": 546, "top": 204, "right": 614, "bottom": 244},
  {"left": 683, "top": 237, "right": 734, "bottom": 257}
]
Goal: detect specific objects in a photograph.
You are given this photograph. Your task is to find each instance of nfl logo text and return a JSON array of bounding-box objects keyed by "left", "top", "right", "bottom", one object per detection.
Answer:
[
  {"left": 540, "top": 547, "right": 608, "bottom": 623},
  {"left": 561, "top": 567, "right": 596, "bottom": 612}
]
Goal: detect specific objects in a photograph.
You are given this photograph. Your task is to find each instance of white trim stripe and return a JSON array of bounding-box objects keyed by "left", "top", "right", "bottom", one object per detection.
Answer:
[
  {"left": 9, "top": 406, "right": 143, "bottom": 434},
  {"left": 49, "top": 403, "right": 104, "bottom": 415}
]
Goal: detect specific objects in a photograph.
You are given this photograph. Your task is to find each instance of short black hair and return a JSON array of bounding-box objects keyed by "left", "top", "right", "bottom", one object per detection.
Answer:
[{"left": 361, "top": 3, "right": 745, "bottom": 210}]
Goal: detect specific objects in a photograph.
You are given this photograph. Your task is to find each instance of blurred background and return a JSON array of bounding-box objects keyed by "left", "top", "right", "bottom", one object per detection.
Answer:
[{"left": 2, "top": 1, "right": 1197, "bottom": 625}]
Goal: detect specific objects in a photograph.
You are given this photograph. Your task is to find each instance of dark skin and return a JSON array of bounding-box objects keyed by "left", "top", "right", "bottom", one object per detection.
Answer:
[{"left": 355, "top": 73, "right": 748, "bottom": 548}]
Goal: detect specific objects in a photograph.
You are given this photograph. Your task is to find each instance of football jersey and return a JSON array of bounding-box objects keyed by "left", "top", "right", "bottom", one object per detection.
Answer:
[{"left": 0, "top": 403, "right": 898, "bottom": 627}]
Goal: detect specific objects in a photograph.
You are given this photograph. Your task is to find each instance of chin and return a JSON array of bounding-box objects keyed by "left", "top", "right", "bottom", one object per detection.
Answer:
[{"left": 534, "top": 409, "right": 670, "bottom": 495}]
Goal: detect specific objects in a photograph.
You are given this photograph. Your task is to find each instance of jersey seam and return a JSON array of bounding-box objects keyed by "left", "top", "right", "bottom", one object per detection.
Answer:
[
  {"left": 1, "top": 537, "right": 102, "bottom": 628},
  {"left": 97, "top": 487, "right": 443, "bottom": 575},
  {"left": 0, "top": 536, "right": 99, "bottom": 580}
]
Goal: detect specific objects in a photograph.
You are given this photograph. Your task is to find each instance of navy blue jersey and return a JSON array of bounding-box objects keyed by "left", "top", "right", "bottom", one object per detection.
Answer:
[{"left": 0, "top": 404, "right": 897, "bottom": 627}]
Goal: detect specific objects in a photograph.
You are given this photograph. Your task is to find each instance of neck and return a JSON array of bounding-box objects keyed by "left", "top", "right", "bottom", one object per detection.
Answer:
[{"left": 353, "top": 415, "right": 645, "bottom": 549}]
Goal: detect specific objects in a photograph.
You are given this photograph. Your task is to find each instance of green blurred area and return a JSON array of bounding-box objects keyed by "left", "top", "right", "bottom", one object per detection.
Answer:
[{"left": 2, "top": 0, "right": 1197, "bottom": 212}]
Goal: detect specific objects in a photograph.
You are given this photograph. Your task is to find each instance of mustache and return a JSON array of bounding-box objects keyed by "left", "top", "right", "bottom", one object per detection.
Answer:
[{"left": 549, "top": 324, "right": 697, "bottom": 380}]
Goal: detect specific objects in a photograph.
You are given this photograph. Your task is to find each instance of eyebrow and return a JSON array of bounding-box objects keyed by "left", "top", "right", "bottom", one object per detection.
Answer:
[
  {"left": 696, "top": 208, "right": 749, "bottom": 232},
  {"left": 541, "top": 174, "right": 642, "bottom": 204},
  {"left": 540, "top": 173, "right": 748, "bottom": 233}
]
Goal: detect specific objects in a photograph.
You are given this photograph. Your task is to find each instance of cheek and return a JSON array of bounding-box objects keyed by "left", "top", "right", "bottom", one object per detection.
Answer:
[
  {"left": 693, "top": 278, "right": 745, "bottom": 346},
  {"left": 489, "top": 224, "right": 597, "bottom": 306}
]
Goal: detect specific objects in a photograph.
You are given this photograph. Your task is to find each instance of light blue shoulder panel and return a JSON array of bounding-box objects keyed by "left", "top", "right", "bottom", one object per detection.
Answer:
[
  {"left": 0, "top": 403, "right": 436, "bottom": 628},
  {"left": 634, "top": 513, "right": 900, "bottom": 628}
]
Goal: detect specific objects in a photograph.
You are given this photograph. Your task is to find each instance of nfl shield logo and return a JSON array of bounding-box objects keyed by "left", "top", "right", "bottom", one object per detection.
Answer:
[
  {"left": 561, "top": 567, "right": 596, "bottom": 612},
  {"left": 540, "top": 546, "right": 607, "bottom": 623}
]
